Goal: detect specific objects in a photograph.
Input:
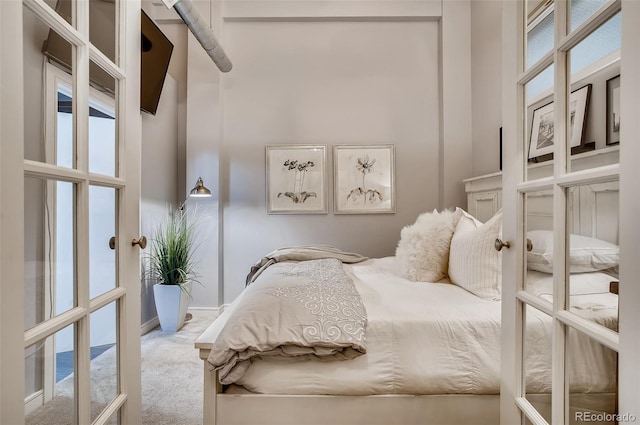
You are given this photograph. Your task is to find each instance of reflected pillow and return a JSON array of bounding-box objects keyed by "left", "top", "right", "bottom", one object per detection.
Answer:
[
  {"left": 449, "top": 209, "right": 503, "bottom": 300},
  {"left": 527, "top": 230, "right": 619, "bottom": 273},
  {"left": 395, "top": 208, "right": 462, "bottom": 282}
]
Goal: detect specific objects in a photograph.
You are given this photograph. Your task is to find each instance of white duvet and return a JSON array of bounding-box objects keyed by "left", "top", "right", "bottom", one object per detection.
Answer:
[{"left": 226, "top": 257, "right": 617, "bottom": 395}]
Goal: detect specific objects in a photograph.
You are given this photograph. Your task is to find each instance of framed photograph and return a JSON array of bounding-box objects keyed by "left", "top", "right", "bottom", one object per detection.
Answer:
[
  {"left": 606, "top": 75, "right": 620, "bottom": 145},
  {"left": 499, "top": 127, "right": 503, "bottom": 171},
  {"left": 334, "top": 144, "right": 395, "bottom": 214},
  {"left": 528, "top": 84, "right": 591, "bottom": 159},
  {"left": 266, "top": 145, "right": 328, "bottom": 214}
]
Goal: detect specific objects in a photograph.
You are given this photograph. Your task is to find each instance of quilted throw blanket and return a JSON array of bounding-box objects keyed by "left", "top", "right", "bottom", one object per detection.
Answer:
[{"left": 207, "top": 258, "right": 368, "bottom": 385}]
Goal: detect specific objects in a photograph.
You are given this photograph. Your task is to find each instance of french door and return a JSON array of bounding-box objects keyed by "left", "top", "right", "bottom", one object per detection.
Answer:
[
  {"left": 1, "top": 0, "right": 142, "bottom": 423},
  {"left": 502, "top": 0, "right": 640, "bottom": 424}
]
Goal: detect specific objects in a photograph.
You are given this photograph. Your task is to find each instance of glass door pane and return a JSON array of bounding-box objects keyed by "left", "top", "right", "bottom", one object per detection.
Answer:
[
  {"left": 567, "top": 13, "right": 621, "bottom": 174},
  {"left": 90, "top": 301, "right": 119, "bottom": 422},
  {"left": 89, "top": 0, "right": 117, "bottom": 64},
  {"left": 88, "top": 60, "right": 117, "bottom": 177},
  {"left": 525, "top": 65, "right": 555, "bottom": 182},
  {"left": 24, "top": 6, "right": 76, "bottom": 169},
  {"left": 24, "top": 176, "right": 76, "bottom": 329},
  {"left": 24, "top": 323, "right": 76, "bottom": 425},
  {"left": 524, "top": 304, "right": 553, "bottom": 424},
  {"left": 570, "top": 0, "right": 609, "bottom": 31},
  {"left": 527, "top": 1, "right": 554, "bottom": 68},
  {"left": 525, "top": 190, "right": 555, "bottom": 298},
  {"left": 567, "top": 328, "right": 618, "bottom": 422},
  {"left": 89, "top": 185, "right": 117, "bottom": 298},
  {"left": 567, "top": 182, "right": 619, "bottom": 331}
]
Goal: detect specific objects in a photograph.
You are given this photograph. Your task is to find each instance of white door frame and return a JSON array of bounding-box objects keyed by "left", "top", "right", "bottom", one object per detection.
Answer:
[
  {"left": 502, "top": 0, "right": 639, "bottom": 424},
  {"left": 0, "top": 0, "right": 142, "bottom": 423},
  {"left": 617, "top": 0, "right": 640, "bottom": 420}
]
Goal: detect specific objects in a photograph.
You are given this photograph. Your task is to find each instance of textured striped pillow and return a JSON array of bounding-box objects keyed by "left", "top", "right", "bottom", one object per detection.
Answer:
[{"left": 449, "top": 210, "right": 503, "bottom": 300}]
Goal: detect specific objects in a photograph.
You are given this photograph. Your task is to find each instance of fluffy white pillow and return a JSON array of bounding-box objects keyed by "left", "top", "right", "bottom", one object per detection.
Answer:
[
  {"left": 527, "top": 230, "right": 619, "bottom": 273},
  {"left": 395, "top": 208, "right": 462, "bottom": 282},
  {"left": 449, "top": 210, "right": 503, "bottom": 300}
]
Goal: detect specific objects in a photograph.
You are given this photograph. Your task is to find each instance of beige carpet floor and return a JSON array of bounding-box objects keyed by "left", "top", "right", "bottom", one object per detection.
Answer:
[{"left": 26, "top": 312, "right": 216, "bottom": 425}]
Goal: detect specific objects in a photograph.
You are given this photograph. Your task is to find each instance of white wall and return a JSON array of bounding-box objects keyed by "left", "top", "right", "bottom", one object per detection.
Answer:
[
  {"left": 140, "top": 76, "right": 180, "bottom": 324},
  {"left": 178, "top": 0, "right": 474, "bottom": 305},
  {"left": 221, "top": 20, "right": 441, "bottom": 302},
  {"left": 471, "top": 0, "right": 503, "bottom": 177}
]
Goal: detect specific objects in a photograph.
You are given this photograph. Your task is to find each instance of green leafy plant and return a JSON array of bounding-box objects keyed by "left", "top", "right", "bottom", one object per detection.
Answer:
[{"left": 147, "top": 209, "right": 202, "bottom": 296}]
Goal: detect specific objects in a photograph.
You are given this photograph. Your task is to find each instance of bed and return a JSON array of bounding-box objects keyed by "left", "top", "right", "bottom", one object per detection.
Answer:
[{"left": 195, "top": 236, "right": 618, "bottom": 424}]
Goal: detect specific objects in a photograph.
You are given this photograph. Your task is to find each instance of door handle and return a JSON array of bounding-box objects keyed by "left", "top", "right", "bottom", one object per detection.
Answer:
[
  {"left": 494, "top": 238, "right": 511, "bottom": 251},
  {"left": 131, "top": 236, "right": 147, "bottom": 249},
  {"left": 493, "top": 238, "right": 532, "bottom": 252}
]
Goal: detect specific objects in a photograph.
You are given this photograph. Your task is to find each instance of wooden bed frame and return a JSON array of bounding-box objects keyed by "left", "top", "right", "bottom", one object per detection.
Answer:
[
  {"left": 195, "top": 331, "right": 614, "bottom": 425},
  {"left": 195, "top": 336, "right": 501, "bottom": 425},
  {"left": 197, "top": 157, "right": 620, "bottom": 425}
]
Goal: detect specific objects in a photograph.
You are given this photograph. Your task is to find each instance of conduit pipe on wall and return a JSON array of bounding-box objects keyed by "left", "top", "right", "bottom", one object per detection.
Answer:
[{"left": 162, "top": 0, "right": 233, "bottom": 72}]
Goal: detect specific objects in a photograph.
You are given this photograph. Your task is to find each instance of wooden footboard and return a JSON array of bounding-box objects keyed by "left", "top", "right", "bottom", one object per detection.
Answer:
[
  {"left": 197, "top": 344, "right": 500, "bottom": 425},
  {"left": 198, "top": 348, "right": 220, "bottom": 425}
]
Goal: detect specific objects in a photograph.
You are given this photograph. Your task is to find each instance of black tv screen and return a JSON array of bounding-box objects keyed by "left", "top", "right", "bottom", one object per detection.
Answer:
[{"left": 42, "top": 2, "right": 173, "bottom": 115}]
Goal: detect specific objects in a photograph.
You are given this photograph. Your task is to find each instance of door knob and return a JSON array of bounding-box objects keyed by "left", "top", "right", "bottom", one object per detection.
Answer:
[
  {"left": 494, "top": 238, "right": 511, "bottom": 251},
  {"left": 109, "top": 236, "right": 116, "bottom": 250},
  {"left": 132, "top": 236, "right": 147, "bottom": 249},
  {"left": 527, "top": 238, "right": 533, "bottom": 252}
]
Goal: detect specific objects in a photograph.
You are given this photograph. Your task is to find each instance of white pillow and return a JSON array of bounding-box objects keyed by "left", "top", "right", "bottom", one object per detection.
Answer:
[
  {"left": 449, "top": 210, "right": 503, "bottom": 300},
  {"left": 527, "top": 230, "right": 619, "bottom": 273},
  {"left": 395, "top": 208, "right": 462, "bottom": 282}
]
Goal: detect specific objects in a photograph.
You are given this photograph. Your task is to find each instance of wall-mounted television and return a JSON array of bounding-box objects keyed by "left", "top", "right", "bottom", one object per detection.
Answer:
[{"left": 42, "top": 2, "right": 173, "bottom": 115}]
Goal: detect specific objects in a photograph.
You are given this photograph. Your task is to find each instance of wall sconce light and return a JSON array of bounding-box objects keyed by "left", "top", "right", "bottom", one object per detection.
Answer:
[
  {"left": 179, "top": 177, "right": 212, "bottom": 210},
  {"left": 189, "top": 177, "right": 212, "bottom": 197}
]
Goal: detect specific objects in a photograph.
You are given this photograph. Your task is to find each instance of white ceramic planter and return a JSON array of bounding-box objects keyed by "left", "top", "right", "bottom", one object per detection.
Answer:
[{"left": 153, "top": 284, "right": 190, "bottom": 332}]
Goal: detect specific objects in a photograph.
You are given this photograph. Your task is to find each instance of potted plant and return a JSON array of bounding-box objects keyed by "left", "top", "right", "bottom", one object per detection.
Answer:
[{"left": 147, "top": 208, "right": 201, "bottom": 332}]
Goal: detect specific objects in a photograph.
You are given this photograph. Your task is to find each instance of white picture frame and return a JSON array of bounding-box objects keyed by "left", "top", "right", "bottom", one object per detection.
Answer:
[
  {"left": 528, "top": 84, "right": 591, "bottom": 159},
  {"left": 266, "top": 145, "right": 328, "bottom": 214},
  {"left": 333, "top": 144, "right": 395, "bottom": 214}
]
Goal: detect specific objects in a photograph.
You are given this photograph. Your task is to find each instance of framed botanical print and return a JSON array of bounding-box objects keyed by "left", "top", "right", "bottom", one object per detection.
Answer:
[
  {"left": 333, "top": 144, "right": 395, "bottom": 214},
  {"left": 266, "top": 145, "right": 328, "bottom": 214}
]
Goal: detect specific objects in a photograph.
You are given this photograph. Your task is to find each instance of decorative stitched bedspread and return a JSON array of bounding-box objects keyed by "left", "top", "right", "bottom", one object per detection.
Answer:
[{"left": 207, "top": 258, "right": 368, "bottom": 384}]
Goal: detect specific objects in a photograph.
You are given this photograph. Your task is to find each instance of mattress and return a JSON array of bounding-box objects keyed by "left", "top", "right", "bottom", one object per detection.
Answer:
[{"left": 227, "top": 257, "right": 617, "bottom": 396}]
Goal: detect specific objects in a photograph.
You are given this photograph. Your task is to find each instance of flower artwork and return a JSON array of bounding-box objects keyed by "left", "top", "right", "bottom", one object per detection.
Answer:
[
  {"left": 278, "top": 159, "right": 317, "bottom": 204},
  {"left": 346, "top": 155, "right": 383, "bottom": 205},
  {"left": 334, "top": 145, "right": 395, "bottom": 214},
  {"left": 266, "top": 145, "right": 327, "bottom": 214}
]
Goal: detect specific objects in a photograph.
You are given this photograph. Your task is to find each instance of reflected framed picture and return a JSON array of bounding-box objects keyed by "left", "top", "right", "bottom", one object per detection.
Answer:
[
  {"left": 266, "top": 145, "right": 328, "bottom": 214},
  {"left": 333, "top": 144, "right": 395, "bottom": 214},
  {"left": 606, "top": 75, "right": 620, "bottom": 145},
  {"left": 528, "top": 84, "right": 591, "bottom": 159}
]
